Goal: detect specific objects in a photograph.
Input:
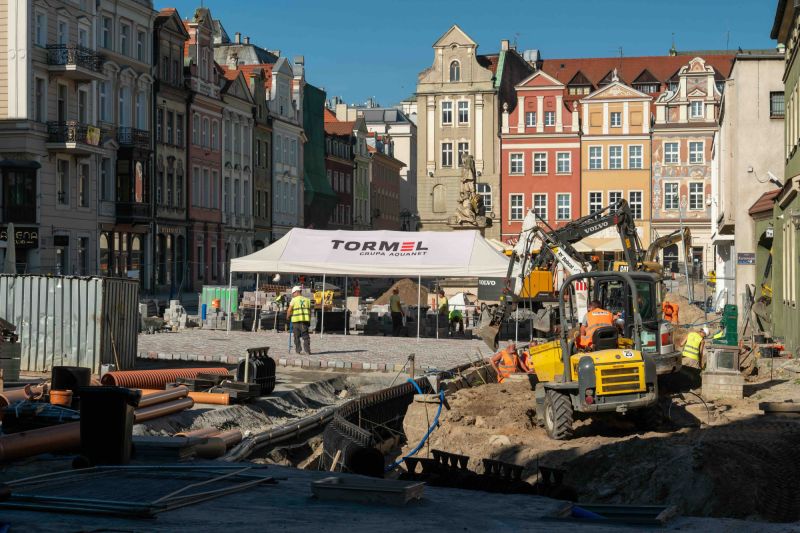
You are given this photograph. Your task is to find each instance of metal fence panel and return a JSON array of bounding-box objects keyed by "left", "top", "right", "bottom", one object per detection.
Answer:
[{"left": 0, "top": 275, "right": 138, "bottom": 373}]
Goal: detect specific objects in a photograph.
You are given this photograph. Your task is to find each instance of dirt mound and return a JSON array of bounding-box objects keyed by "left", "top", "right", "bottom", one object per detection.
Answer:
[
  {"left": 402, "top": 379, "right": 800, "bottom": 522},
  {"left": 373, "top": 279, "right": 429, "bottom": 307}
]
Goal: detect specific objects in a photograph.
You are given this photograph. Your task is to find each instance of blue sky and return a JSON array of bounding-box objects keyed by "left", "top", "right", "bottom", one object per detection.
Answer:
[{"left": 170, "top": 0, "right": 777, "bottom": 106}]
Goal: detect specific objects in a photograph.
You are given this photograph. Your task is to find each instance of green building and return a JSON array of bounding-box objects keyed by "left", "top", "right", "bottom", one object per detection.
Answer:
[
  {"left": 771, "top": 0, "right": 800, "bottom": 354},
  {"left": 303, "top": 83, "right": 337, "bottom": 228}
]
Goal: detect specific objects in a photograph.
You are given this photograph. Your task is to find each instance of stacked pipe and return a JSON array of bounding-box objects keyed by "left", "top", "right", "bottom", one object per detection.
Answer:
[
  {"left": 172, "top": 428, "right": 244, "bottom": 458},
  {"left": 0, "top": 386, "right": 197, "bottom": 463},
  {"left": 101, "top": 368, "right": 230, "bottom": 389}
]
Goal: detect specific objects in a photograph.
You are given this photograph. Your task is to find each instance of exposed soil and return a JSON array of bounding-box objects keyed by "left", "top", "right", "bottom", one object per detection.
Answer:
[
  {"left": 401, "top": 374, "right": 800, "bottom": 522},
  {"left": 372, "top": 278, "right": 429, "bottom": 307}
]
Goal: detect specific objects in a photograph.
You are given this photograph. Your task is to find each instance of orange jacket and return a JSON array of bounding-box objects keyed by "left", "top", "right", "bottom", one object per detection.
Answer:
[
  {"left": 580, "top": 309, "right": 614, "bottom": 348},
  {"left": 495, "top": 349, "right": 519, "bottom": 383}
]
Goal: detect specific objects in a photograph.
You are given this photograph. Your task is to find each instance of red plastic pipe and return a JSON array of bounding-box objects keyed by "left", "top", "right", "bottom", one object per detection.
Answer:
[
  {"left": 138, "top": 386, "right": 189, "bottom": 408},
  {"left": 215, "top": 429, "right": 243, "bottom": 448},
  {"left": 100, "top": 368, "right": 230, "bottom": 389},
  {"left": 0, "top": 422, "right": 81, "bottom": 463},
  {"left": 134, "top": 397, "right": 194, "bottom": 423}
]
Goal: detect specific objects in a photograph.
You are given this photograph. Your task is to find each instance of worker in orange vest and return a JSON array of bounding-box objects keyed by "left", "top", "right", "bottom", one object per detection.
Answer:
[
  {"left": 490, "top": 342, "right": 526, "bottom": 383},
  {"left": 662, "top": 301, "right": 679, "bottom": 325},
  {"left": 578, "top": 300, "right": 615, "bottom": 350}
]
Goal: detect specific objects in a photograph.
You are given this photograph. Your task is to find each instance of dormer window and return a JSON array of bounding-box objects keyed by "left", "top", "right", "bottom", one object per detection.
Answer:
[
  {"left": 690, "top": 101, "right": 704, "bottom": 118},
  {"left": 449, "top": 61, "right": 460, "bottom": 82}
]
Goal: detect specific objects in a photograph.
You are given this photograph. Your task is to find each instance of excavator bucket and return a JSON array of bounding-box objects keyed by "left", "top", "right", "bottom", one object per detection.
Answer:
[{"left": 476, "top": 305, "right": 500, "bottom": 350}]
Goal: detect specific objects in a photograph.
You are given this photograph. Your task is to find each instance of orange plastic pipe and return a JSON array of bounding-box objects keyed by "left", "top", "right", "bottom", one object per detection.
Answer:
[
  {"left": 0, "top": 422, "right": 80, "bottom": 463},
  {"left": 187, "top": 391, "right": 231, "bottom": 405},
  {"left": 215, "top": 429, "right": 243, "bottom": 448},
  {"left": 138, "top": 386, "right": 189, "bottom": 408},
  {"left": 174, "top": 427, "right": 219, "bottom": 439},
  {"left": 101, "top": 368, "right": 230, "bottom": 389},
  {"left": 134, "top": 397, "right": 194, "bottom": 423}
]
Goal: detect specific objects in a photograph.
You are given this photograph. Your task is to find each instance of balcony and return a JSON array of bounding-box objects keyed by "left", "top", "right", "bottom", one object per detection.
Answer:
[
  {"left": 45, "top": 121, "right": 104, "bottom": 155},
  {"left": 116, "top": 202, "right": 150, "bottom": 221},
  {"left": 117, "top": 128, "right": 151, "bottom": 151},
  {"left": 46, "top": 45, "right": 104, "bottom": 81}
]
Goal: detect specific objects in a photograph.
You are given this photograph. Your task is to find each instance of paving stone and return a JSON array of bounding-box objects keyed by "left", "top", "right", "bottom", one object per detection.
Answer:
[
  {"left": 351, "top": 362, "right": 363, "bottom": 371},
  {"left": 278, "top": 358, "right": 288, "bottom": 367}
]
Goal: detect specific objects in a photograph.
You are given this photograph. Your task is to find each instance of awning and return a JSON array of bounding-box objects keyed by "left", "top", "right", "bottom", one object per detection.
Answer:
[
  {"left": 0, "top": 160, "right": 41, "bottom": 170},
  {"left": 230, "top": 228, "right": 510, "bottom": 277},
  {"left": 574, "top": 238, "right": 624, "bottom": 253}
]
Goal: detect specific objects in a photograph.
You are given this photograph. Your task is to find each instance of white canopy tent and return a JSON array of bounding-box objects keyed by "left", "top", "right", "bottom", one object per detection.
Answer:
[{"left": 227, "top": 228, "right": 510, "bottom": 338}]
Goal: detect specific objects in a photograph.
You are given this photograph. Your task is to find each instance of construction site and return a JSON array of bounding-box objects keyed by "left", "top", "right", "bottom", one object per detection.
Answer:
[{"left": 0, "top": 203, "right": 798, "bottom": 531}]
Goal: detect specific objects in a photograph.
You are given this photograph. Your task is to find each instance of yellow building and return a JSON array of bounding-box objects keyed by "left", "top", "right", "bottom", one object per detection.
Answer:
[{"left": 580, "top": 75, "right": 652, "bottom": 260}]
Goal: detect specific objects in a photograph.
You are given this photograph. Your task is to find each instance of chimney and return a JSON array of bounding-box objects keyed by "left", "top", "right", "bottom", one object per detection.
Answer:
[
  {"left": 244, "top": 36, "right": 250, "bottom": 44},
  {"left": 234, "top": 32, "right": 241, "bottom": 44},
  {"left": 294, "top": 55, "right": 304, "bottom": 67},
  {"left": 500, "top": 39, "right": 510, "bottom": 51}
]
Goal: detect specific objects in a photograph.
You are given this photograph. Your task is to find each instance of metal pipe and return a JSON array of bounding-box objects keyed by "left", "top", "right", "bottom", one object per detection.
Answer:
[
  {"left": 101, "top": 368, "right": 229, "bottom": 389},
  {"left": 134, "top": 397, "right": 194, "bottom": 423},
  {"left": 0, "top": 422, "right": 81, "bottom": 462},
  {"left": 138, "top": 386, "right": 189, "bottom": 408},
  {"left": 186, "top": 391, "right": 230, "bottom": 405}
]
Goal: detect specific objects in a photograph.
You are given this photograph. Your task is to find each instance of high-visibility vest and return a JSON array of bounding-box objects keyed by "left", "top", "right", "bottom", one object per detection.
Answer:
[
  {"left": 496, "top": 349, "right": 519, "bottom": 383},
  {"left": 439, "top": 297, "right": 448, "bottom": 315},
  {"left": 580, "top": 309, "right": 614, "bottom": 348},
  {"left": 682, "top": 332, "right": 703, "bottom": 361},
  {"left": 448, "top": 309, "right": 463, "bottom": 321},
  {"left": 290, "top": 295, "right": 311, "bottom": 323}
]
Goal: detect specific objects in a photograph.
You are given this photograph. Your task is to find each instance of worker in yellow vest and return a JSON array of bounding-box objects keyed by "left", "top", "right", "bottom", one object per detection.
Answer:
[
  {"left": 682, "top": 326, "right": 709, "bottom": 370},
  {"left": 286, "top": 286, "right": 311, "bottom": 355}
]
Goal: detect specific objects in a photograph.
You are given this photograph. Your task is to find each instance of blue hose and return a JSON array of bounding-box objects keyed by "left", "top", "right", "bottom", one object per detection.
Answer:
[{"left": 385, "top": 379, "right": 445, "bottom": 472}]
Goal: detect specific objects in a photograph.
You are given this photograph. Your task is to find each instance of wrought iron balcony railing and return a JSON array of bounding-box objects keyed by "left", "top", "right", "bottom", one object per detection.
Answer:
[{"left": 46, "top": 44, "right": 103, "bottom": 72}]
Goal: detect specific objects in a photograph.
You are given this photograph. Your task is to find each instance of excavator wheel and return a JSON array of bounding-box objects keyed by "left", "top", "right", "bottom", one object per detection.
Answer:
[{"left": 543, "top": 390, "right": 574, "bottom": 440}]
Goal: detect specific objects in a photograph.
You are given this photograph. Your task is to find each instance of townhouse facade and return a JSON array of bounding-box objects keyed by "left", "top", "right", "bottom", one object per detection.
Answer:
[
  {"left": 220, "top": 66, "right": 255, "bottom": 273},
  {"left": 303, "top": 83, "right": 336, "bottom": 229},
  {"left": 324, "top": 108, "right": 355, "bottom": 229},
  {"left": 184, "top": 8, "right": 224, "bottom": 290},
  {"left": 500, "top": 69, "right": 581, "bottom": 243},
  {"left": 352, "top": 117, "right": 370, "bottom": 230},
  {"left": 367, "top": 136, "right": 404, "bottom": 231},
  {"left": 153, "top": 8, "right": 189, "bottom": 291}
]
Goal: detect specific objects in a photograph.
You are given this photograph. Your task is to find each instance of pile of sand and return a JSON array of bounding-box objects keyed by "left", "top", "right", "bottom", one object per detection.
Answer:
[{"left": 373, "top": 278, "right": 429, "bottom": 307}]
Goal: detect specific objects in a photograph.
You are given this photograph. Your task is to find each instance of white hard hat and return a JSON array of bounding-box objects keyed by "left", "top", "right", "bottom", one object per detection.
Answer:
[
  {"left": 292, "top": 286, "right": 302, "bottom": 293},
  {"left": 701, "top": 326, "right": 710, "bottom": 336}
]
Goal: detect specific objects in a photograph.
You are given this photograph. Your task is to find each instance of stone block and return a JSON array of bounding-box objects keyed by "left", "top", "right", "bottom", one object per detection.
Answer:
[
  {"left": 343, "top": 362, "right": 352, "bottom": 369},
  {"left": 227, "top": 355, "right": 239, "bottom": 365},
  {"left": 278, "top": 358, "right": 288, "bottom": 367},
  {"left": 308, "top": 360, "right": 321, "bottom": 369},
  {"left": 301, "top": 359, "right": 310, "bottom": 368},
  {"left": 327, "top": 360, "right": 338, "bottom": 368},
  {"left": 292, "top": 358, "right": 302, "bottom": 367},
  {"left": 702, "top": 371, "right": 744, "bottom": 400}
]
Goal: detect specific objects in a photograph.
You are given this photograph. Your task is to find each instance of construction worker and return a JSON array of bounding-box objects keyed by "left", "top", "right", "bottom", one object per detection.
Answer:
[
  {"left": 438, "top": 289, "right": 448, "bottom": 315},
  {"left": 579, "top": 300, "right": 615, "bottom": 350},
  {"left": 286, "top": 286, "right": 311, "bottom": 355},
  {"left": 448, "top": 306, "right": 464, "bottom": 335},
  {"left": 682, "top": 326, "right": 709, "bottom": 369},
  {"left": 490, "top": 342, "right": 526, "bottom": 383},
  {"left": 389, "top": 287, "right": 404, "bottom": 336}
]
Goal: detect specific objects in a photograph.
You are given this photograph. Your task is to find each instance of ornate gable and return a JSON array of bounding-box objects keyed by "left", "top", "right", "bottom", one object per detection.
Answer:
[
  {"left": 433, "top": 24, "right": 477, "bottom": 48},
  {"left": 516, "top": 69, "right": 564, "bottom": 89},
  {"left": 583, "top": 80, "right": 650, "bottom": 101}
]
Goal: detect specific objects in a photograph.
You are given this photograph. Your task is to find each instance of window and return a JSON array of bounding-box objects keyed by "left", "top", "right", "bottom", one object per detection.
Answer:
[
  {"left": 79, "top": 163, "right": 89, "bottom": 207},
  {"left": 99, "top": 81, "right": 110, "bottom": 122},
  {"left": 55, "top": 236, "right": 69, "bottom": 275},
  {"left": 610, "top": 111, "right": 621, "bottom": 127},
  {"left": 568, "top": 85, "right": 591, "bottom": 95},
  {"left": 78, "top": 89, "right": 88, "bottom": 124},
  {"left": 525, "top": 112, "right": 536, "bottom": 127},
  {"left": 176, "top": 114, "right": 184, "bottom": 147},
  {"left": 289, "top": 138, "right": 295, "bottom": 165},
  {"left": 57, "top": 84, "right": 67, "bottom": 122},
  {"left": 609, "top": 190, "right": 622, "bottom": 207},
  {"left": 664, "top": 182, "right": 679, "bottom": 210},
  {"left": 628, "top": 191, "right": 643, "bottom": 219},
  {"left": 166, "top": 171, "right": 174, "bottom": 206},
  {"left": 101, "top": 16, "right": 112, "bottom": 49},
  {"left": 664, "top": 142, "right": 679, "bottom": 164},
  {"left": 689, "top": 101, "right": 704, "bottom": 118},
  {"left": 120, "top": 23, "right": 130, "bottom": 55},
  {"left": 556, "top": 152, "right": 571, "bottom": 174},
  {"left": 532, "top": 193, "right": 547, "bottom": 220},
  {"left": 608, "top": 146, "right": 623, "bottom": 169},
  {"left": 275, "top": 136, "right": 282, "bottom": 163},
  {"left": 192, "top": 115, "right": 200, "bottom": 145},
  {"left": 477, "top": 183, "right": 492, "bottom": 212},
  {"left": 635, "top": 83, "right": 659, "bottom": 94},
  {"left": 544, "top": 111, "right": 555, "bottom": 126},
  {"left": 35, "top": 12, "right": 46, "bottom": 46},
  {"left": 203, "top": 168, "right": 210, "bottom": 208},
  {"left": 201, "top": 118, "right": 209, "bottom": 148},
  {"left": 689, "top": 141, "right": 704, "bottom": 164},
  {"left": 101, "top": 158, "right": 113, "bottom": 201},
  {"left": 689, "top": 182, "right": 704, "bottom": 210},
  {"left": 458, "top": 101, "right": 469, "bottom": 124},
  {"left": 449, "top": 61, "right": 460, "bottom": 82},
  {"left": 457, "top": 142, "right": 469, "bottom": 166},
  {"left": 441, "top": 101, "right": 453, "bottom": 125},
  {"left": 135, "top": 92, "right": 146, "bottom": 129},
  {"left": 441, "top": 142, "right": 453, "bottom": 167},
  {"left": 136, "top": 30, "right": 145, "bottom": 61},
  {"left": 211, "top": 120, "right": 218, "bottom": 151},
  {"left": 509, "top": 153, "right": 524, "bottom": 174},
  {"left": 156, "top": 170, "right": 163, "bottom": 205},
  {"left": 157, "top": 109, "right": 164, "bottom": 143},
  {"left": 510, "top": 194, "right": 524, "bottom": 220},
  {"left": 77, "top": 237, "right": 88, "bottom": 276},
  {"left": 57, "top": 160, "right": 69, "bottom": 206},
  {"left": 556, "top": 193, "right": 571, "bottom": 220},
  {"left": 166, "top": 112, "right": 174, "bottom": 145},
  {"left": 192, "top": 167, "right": 200, "bottom": 207},
  {"left": 589, "top": 191, "right": 603, "bottom": 214},
  {"left": 58, "top": 20, "right": 68, "bottom": 45},
  {"left": 589, "top": 146, "right": 602, "bottom": 169},
  {"left": 34, "top": 78, "right": 45, "bottom": 122},
  {"left": 628, "top": 145, "right": 643, "bottom": 169},
  {"left": 533, "top": 152, "right": 547, "bottom": 174},
  {"left": 770, "top": 92, "right": 785, "bottom": 118}
]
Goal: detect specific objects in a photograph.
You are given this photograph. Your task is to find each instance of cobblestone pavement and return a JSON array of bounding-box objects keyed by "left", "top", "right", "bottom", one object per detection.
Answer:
[{"left": 138, "top": 329, "right": 493, "bottom": 373}]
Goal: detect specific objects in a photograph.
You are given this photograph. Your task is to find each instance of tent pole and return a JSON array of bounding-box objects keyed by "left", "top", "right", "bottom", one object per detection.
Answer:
[
  {"left": 344, "top": 275, "right": 348, "bottom": 336},
  {"left": 225, "top": 271, "right": 233, "bottom": 335},
  {"left": 253, "top": 273, "right": 260, "bottom": 332},
  {"left": 435, "top": 284, "right": 439, "bottom": 340},
  {"left": 416, "top": 275, "right": 421, "bottom": 342},
  {"left": 321, "top": 273, "right": 326, "bottom": 336}
]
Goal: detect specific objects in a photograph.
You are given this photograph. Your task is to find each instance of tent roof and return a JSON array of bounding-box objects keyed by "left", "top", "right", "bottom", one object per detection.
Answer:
[{"left": 230, "top": 229, "right": 510, "bottom": 277}]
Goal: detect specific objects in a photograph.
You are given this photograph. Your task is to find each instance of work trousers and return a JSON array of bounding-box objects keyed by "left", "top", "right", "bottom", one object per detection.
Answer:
[
  {"left": 391, "top": 312, "right": 404, "bottom": 336},
  {"left": 293, "top": 321, "right": 311, "bottom": 354}
]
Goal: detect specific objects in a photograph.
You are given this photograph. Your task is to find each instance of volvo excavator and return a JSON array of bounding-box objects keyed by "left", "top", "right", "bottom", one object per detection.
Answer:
[{"left": 477, "top": 199, "right": 683, "bottom": 375}]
